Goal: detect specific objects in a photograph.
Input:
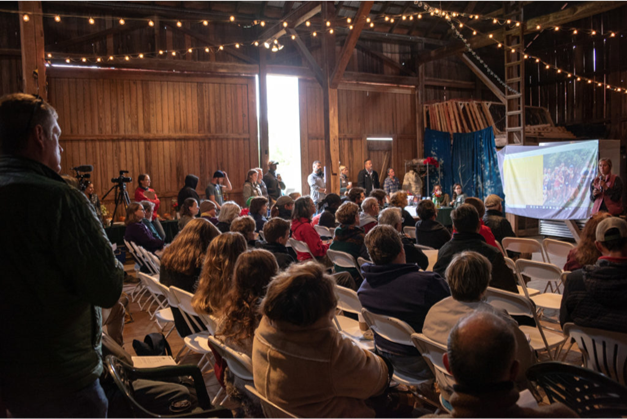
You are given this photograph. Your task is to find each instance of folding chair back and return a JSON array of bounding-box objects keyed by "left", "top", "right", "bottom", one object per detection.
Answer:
[
  {"left": 145, "top": 251, "right": 161, "bottom": 274},
  {"left": 169, "top": 286, "right": 206, "bottom": 333},
  {"left": 287, "top": 238, "right": 315, "bottom": 259},
  {"left": 125, "top": 239, "right": 147, "bottom": 269},
  {"left": 314, "top": 225, "right": 333, "bottom": 238},
  {"left": 423, "top": 249, "right": 438, "bottom": 271},
  {"left": 327, "top": 249, "right": 362, "bottom": 280},
  {"left": 516, "top": 258, "right": 564, "bottom": 299},
  {"left": 335, "top": 285, "right": 363, "bottom": 315},
  {"left": 206, "top": 335, "right": 253, "bottom": 381},
  {"left": 504, "top": 257, "right": 540, "bottom": 297},
  {"left": 258, "top": 230, "right": 265, "bottom": 242},
  {"left": 361, "top": 308, "right": 415, "bottom": 348},
  {"left": 563, "top": 323, "right": 627, "bottom": 386},
  {"left": 502, "top": 237, "right": 546, "bottom": 261},
  {"left": 411, "top": 333, "right": 456, "bottom": 406},
  {"left": 244, "top": 385, "right": 299, "bottom": 418},
  {"left": 415, "top": 244, "right": 435, "bottom": 251},
  {"left": 495, "top": 240, "right": 506, "bottom": 256},
  {"left": 542, "top": 238, "right": 574, "bottom": 268},
  {"left": 403, "top": 226, "right": 416, "bottom": 239},
  {"left": 357, "top": 257, "right": 371, "bottom": 267}
]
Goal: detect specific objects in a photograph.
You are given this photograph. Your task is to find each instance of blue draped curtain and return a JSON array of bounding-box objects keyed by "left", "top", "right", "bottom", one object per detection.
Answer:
[
  {"left": 452, "top": 126, "right": 504, "bottom": 202},
  {"left": 424, "top": 128, "right": 453, "bottom": 197}
]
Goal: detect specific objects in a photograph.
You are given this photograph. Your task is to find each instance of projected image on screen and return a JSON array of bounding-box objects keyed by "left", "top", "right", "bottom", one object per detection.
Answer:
[{"left": 498, "top": 140, "right": 597, "bottom": 220}]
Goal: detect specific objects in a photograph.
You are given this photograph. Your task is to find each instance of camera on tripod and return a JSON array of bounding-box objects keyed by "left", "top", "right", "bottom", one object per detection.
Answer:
[
  {"left": 111, "top": 170, "right": 132, "bottom": 185},
  {"left": 72, "top": 165, "right": 93, "bottom": 191}
]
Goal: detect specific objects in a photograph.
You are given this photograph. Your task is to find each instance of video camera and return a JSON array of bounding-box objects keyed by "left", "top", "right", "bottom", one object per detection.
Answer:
[
  {"left": 111, "top": 170, "right": 132, "bottom": 185},
  {"left": 72, "top": 165, "right": 93, "bottom": 191}
]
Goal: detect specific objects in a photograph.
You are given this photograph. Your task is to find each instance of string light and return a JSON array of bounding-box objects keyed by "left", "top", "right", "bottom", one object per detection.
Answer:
[
  {"left": 148, "top": 20, "right": 154, "bottom": 27},
  {"left": 54, "top": 15, "right": 61, "bottom": 22},
  {"left": 554, "top": 26, "right": 559, "bottom": 31},
  {"left": 171, "top": 51, "right": 176, "bottom": 56},
  {"left": 177, "top": 21, "right": 182, "bottom": 27},
  {"left": 205, "top": 47, "right": 210, "bottom": 52},
  {"left": 65, "top": 58, "right": 70, "bottom": 63},
  {"left": 347, "top": 18, "right": 352, "bottom": 24},
  {"left": 159, "top": 50, "right": 164, "bottom": 55},
  {"left": 229, "top": 16, "right": 235, "bottom": 22},
  {"left": 305, "top": 21, "right": 310, "bottom": 27},
  {"left": 89, "top": 17, "right": 95, "bottom": 24},
  {"left": 264, "top": 42, "right": 270, "bottom": 48},
  {"left": 81, "top": 57, "right": 86, "bottom": 62},
  {"left": 369, "top": 23, "right": 374, "bottom": 28},
  {"left": 291, "top": 34, "right": 296, "bottom": 39},
  {"left": 390, "top": 18, "right": 394, "bottom": 23},
  {"left": 253, "top": 41, "right": 259, "bottom": 46},
  {"left": 96, "top": 57, "right": 101, "bottom": 62},
  {"left": 591, "top": 30, "right": 596, "bottom": 35},
  {"left": 125, "top": 56, "right": 130, "bottom": 61},
  {"left": 188, "top": 48, "right": 192, "bottom": 53},
  {"left": 282, "top": 22, "right": 288, "bottom": 27},
  {"left": 260, "top": 21, "right": 265, "bottom": 26},
  {"left": 119, "top": 19, "right": 125, "bottom": 25},
  {"left": 203, "top": 20, "right": 208, "bottom": 26},
  {"left": 488, "top": 34, "right": 493, "bottom": 38},
  {"left": 271, "top": 45, "right": 278, "bottom": 52},
  {"left": 22, "top": 14, "right": 29, "bottom": 22},
  {"left": 219, "top": 45, "right": 224, "bottom": 50},
  {"left": 366, "top": 17, "right": 371, "bottom": 23},
  {"left": 330, "top": 28, "right": 334, "bottom": 34},
  {"left": 459, "top": 23, "right": 463, "bottom": 28},
  {"left": 349, "top": 25, "right": 353, "bottom": 30},
  {"left": 312, "top": 31, "right": 317, "bottom": 37},
  {"left": 536, "top": 25, "right": 541, "bottom": 30},
  {"left": 493, "top": 18, "right": 498, "bottom": 24},
  {"left": 235, "top": 43, "right": 240, "bottom": 48},
  {"left": 109, "top": 56, "right": 114, "bottom": 60},
  {"left": 139, "top": 53, "right": 144, "bottom": 58},
  {"left": 385, "top": 16, "right": 389, "bottom": 21},
  {"left": 47, "top": 53, "right": 52, "bottom": 58},
  {"left": 497, "top": 43, "right": 502, "bottom": 48},
  {"left": 573, "top": 29, "right": 577, "bottom": 34},
  {"left": 472, "top": 30, "right": 477, "bottom": 35},
  {"left": 418, "top": 14, "right": 422, "bottom": 19}
]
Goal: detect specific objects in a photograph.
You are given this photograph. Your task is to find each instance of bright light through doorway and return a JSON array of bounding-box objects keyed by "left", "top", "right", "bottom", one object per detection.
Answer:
[{"left": 267, "top": 75, "right": 302, "bottom": 194}]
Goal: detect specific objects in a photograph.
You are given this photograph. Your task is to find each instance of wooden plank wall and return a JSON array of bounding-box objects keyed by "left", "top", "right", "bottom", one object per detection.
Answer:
[
  {"left": 0, "top": 12, "right": 23, "bottom": 96},
  {"left": 299, "top": 80, "right": 416, "bottom": 194},
  {"left": 48, "top": 68, "right": 258, "bottom": 216}
]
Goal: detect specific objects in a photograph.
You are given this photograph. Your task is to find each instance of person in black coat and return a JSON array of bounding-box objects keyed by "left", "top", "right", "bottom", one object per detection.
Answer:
[
  {"left": 415, "top": 199, "right": 451, "bottom": 250},
  {"left": 177, "top": 174, "right": 200, "bottom": 207},
  {"left": 433, "top": 204, "right": 518, "bottom": 294},
  {"left": 256, "top": 217, "right": 295, "bottom": 270},
  {"left": 377, "top": 207, "right": 429, "bottom": 270},
  {"left": 357, "top": 158, "right": 380, "bottom": 196}
]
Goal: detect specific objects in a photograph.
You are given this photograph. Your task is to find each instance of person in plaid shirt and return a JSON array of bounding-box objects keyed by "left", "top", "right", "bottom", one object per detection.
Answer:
[{"left": 383, "top": 168, "right": 400, "bottom": 196}]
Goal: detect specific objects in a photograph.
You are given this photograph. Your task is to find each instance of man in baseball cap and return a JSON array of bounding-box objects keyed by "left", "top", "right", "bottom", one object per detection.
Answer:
[
  {"left": 561, "top": 217, "right": 627, "bottom": 333},
  {"left": 274, "top": 195, "right": 294, "bottom": 220},
  {"left": 263, "top": 160, "right": 286, "bottom": 202},
  {"left": 483, "top": 194, "right": 516, "bottom": 248},
  {"left": 205, "top": 170, "right": 232, "bottom": 210}
]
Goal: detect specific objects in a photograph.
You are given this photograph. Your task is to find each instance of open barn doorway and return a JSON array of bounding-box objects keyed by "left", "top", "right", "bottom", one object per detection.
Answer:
[{"left": 267, "top": 75, "right": 302, "bottom": 194}]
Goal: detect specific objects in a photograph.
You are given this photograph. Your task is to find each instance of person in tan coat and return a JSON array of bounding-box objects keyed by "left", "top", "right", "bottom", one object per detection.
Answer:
[{"left": 252, "top": 261, "right": 390, "bottom": 418}]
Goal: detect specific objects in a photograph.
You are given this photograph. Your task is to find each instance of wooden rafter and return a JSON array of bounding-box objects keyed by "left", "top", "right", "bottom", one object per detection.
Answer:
[
  {"left": 163, "top": 23, "right": 257, "bottom": 64},
  {"left": 419, "top": 1, "right": 625, "bottom": 64},
  {"left": 442, "top": 1, "right": 477, "bottom": 40},
  {"left": 257, "top": 1, "right": 321, "bottom": 44},
  {"left": 283, "top": 1, "right": 295, "bottom": 16},
  {"left": 355, "top": 42, "right": 416, "bottom": 76},
  {"left": 389, "top": 4, "right": 412, "bottom": 33},
  {"left": 286, "top": 28, "right": 324, "bottom": 86},
  {"left": 45, "top": 21, "right": 144, "bottom": 51},
  {"left": 459, "top": 53, "right": 505, "bottom": 103},
  {"left": 330, "top": 1, "right": 374, "bottom": 88}
]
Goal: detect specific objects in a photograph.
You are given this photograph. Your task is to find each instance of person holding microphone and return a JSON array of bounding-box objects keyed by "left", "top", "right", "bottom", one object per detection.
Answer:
[{"left": 591, "top": 158, "right": 623, "bottom": 216}]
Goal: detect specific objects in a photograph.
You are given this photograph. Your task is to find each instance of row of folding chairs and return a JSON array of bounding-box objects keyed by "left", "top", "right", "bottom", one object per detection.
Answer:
[{"left": 500, "top": 237, "right": 575, "bottom": 266}]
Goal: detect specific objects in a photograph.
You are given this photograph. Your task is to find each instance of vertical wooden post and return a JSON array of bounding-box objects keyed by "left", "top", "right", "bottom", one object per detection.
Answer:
[
  {"left": 19, "top": 1, "right": 46, "bottom": 100},
  {"left": 259, "top": 48, "right": 270, "bottom": 166},
  {"left": 322, "top": 2, "right": 340, "bottom": 194},
  {"left": 416, "top": 62, "right": 425, "bottom": 159}
]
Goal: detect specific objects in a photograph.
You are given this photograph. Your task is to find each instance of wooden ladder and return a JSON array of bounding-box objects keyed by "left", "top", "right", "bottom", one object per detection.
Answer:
[{"left": 504, "top": 2, "right": 525, "bottom": 145}]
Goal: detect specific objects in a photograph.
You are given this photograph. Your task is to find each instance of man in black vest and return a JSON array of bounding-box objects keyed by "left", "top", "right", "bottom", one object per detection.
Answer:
[{"left": 357, "top": 158, "right": 380, "bottom": 196}]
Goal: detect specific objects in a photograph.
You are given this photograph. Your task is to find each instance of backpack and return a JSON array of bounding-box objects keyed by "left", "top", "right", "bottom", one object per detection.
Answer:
[{"left": 132, "top": 333, "right": 173, "bottom": 357}]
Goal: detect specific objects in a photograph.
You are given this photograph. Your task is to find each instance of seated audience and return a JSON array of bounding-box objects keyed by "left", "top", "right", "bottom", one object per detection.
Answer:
[
  {"left": 270, "top": 195, "right": 294, "bottom": 220},
  {"left": 253, "top": 261, "right": 390, "bottom": 418},
  {"left": 160, "top": 219, "right": 221, "bottom": 337},
  {"left": 329, "top": 202, "right": 370, "bottom": 284},
  {"left": 378, "top": 208, "right": 428, "bottom": 270},
  {"left": 177, "top": 174, "right": 200, "bottom": 207},
  {"left": 415, "top": 199, "right": 451, "bottom": 250},
  {"left": 563, "top": 212, "right": 612, "bottom": 271},
  {"left": 370, "top": 189, "right": 388, "bottom": 210},
  {"left": 434, "top": 204, "right": 518, "bottom": 293},
  {"left": 231, "top": 215, "right": 258, "bottom": 248},
  {"left": 461, "top": 197, "right": 499, "bottom": 249},
  {"left": 199, "top": 199, "right": 219, "bottom": 226},
  {"left": 242, "top": 169, "right": 261, "bottom": 204},
  {"left": 216, "top": 201, "right": 241, "bottom": 233},
  {"left": 450, "top": 183, "right": 466, "bottom": 209},
  {"left": 483, "top": 194, "right": 515, "bottom": 245},
  {"left": 124, "top": 202, "right": 164, "bottom": 253},
  {"left": 141, "top": 200, "right": 163, "bottom": 241},
  {"left": 347, "top": 187, "right": 366, "bottom": 206},
  {"left": 257, "top": 217, "right": 295, "bottom": 270},
  {"left": 359, "top": 225, "right": 450, "bottom": 379},
  {"left": 192, "top": 232, "right": 248, "bottom": 315},
  {"left": 389, "top": 191, "right": 415, "bottom": 228},
  {"left": 560, "top": 217, "right": 627, "bottom": 333},
  {"left": 313, "top": 193, "right": 341, "bottom": 228},
  {"left": 291, "top": 196, "right": 329, "bottom": 261},
  {"left": 432, "top": 184, "right": 450, "bottom": 207},
  {"left": 423, "top": 251, "right": 536, "bottom": 395},
  {"left": 288, "top": 192, "right": 301, "bottom": 201},
  {"left": 178, "top": 197, "right": 199, "bottom": 231},
  {"left": 360, "top": 197, "right": 379, "bottom": 233},
  {"left": 443, "top": 311, "right": 576, "bottom": 418},
  {"left": 249, "top": 196, "right": 269, "bottom": 232}
]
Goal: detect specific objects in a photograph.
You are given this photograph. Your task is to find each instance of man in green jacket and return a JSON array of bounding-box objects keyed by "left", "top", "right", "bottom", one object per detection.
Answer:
[{"left": 0, "top": 93, "right": 124, "bottom": 417}]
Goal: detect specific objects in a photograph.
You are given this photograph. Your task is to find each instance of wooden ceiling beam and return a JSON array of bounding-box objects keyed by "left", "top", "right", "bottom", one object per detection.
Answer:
[
  {"left": 330, "top": 1, "right": 374, "bottom": 89},
  {"left": 459, "top": 53, "right": 505, "bottom": 103},
  {"left": 355, "top": 42, "right": 416, "bottom": 76},
  {"left": 389, "top": 4, "right": 413, "bottom": 34},
  {"left": 257, "top": 1, "right": 321, "bottom": 44},
  {"left": 45, "top": 21, "right": 145, "bottom": 51},
  {"left": 419, "top": 1, "right": 626, "bottom": 64},
  {"left": 286, "top": 28, "right": 324, "bottom": 86}
]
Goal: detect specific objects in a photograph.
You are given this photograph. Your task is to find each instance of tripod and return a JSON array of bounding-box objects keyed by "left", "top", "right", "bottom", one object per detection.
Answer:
[{"left": 102, "top": 181, "right": 131, "bottom": 223}]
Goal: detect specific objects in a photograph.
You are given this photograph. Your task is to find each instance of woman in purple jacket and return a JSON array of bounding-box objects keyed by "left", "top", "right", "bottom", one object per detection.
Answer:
[{"left": 124, "top": 202, "right": 164, "bottom": 253}]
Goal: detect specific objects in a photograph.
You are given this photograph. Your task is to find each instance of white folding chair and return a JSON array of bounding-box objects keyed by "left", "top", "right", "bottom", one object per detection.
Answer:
[
  {"left": 542, "top": 238, "right": 575, "bottom": 269},
  {"left": 423, "top": 249, "right": 438, "bottom": 272},
  {"left": 357, "top": 256, "right": 371, "bottom": 267},
  {"left": 415, "top": 244, "right": 435, "bottom": 251},
  {"left": 207, "top": 336, "right": 254, "bottom": 406},
  {"left": 502, "top": 237, "right": 547, "bottom": 262},
  {"left": 495, "top": 240, "right": 506, "bottom": 256},
  {"left": 563, "top": 323, "right": 627, "bottom": 386},
  {"left": 333, "top": 285, "right": 374, "bottom": 352},
  {"left": 361, "top": 308, "right": 430, "bottom": 386},
  {"left": 314, "top": 225, "right": 333, "bottom": 238},
  {"left": 287, "top": 238, "right": 316, "bottom": 260},
  {"left": 515, "top": 259, "right": 564, "bottom": 313},
  {"left": 411, "top": 333, "right": 456, "bottom": 412},
  {"left": 258, "top": 230, "right": 265, "bottom": 242},
  {"left": 138, "top": 273, "right": 175, "bottom": 339},
  {"left": 504, "top": 257, "right": 540, "bottom": 297},
  {"left": 484, "top": 287, "right": 567, "bottom": 360},
  {"left": 124, "top": 239, "right": 149, "bottom": 304},
  {"left": 244, "top": 385, "right": 299, "bottom": 418},
  {"left": 403, "top": 226, "right": 416, "bottom": 240},
  {"left": 135, "top": 245, "right": 159, "bottom": 275},
  {"left": 327, "top": 249, "right": 363, "bottom": 281},
  {"left": 144, "top": 250, "right": 161, "bottom": 274},
  {"left": 137, "top": 272, "right": 168, "bottom": 319},
  {"left": 168, "top": 286, "right": 214, "bottom": 371}
]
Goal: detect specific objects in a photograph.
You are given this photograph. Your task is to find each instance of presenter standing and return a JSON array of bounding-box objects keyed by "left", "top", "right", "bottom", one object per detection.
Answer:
[{"left": 591, "top": 158, "right": 623, "bottom": 216}]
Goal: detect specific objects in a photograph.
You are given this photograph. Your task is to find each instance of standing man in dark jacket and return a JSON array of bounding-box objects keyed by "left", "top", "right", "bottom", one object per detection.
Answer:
[
  {"left": 415, "top": 199, "right": 451, "bottom": 249},
  {"left": 263, "top": 160, "right": 285, "bottom": 202},
  {"left": 560, "top": 217, "right": 627, "bottom": 333},
  {"left": 177, "top": 174, "right": 200, "bottom": 207},
  {"left": 357, "top": 158, "right": 380, "bottom": 196},
  {"left": 359, "top": 225, "right": 450, "bottom": 379},
  {"left": 433, "top": 204, "right": 519, "bottom": 294},
  {"left": 0, "top": 93, "right": 124, "bottom": 417}
]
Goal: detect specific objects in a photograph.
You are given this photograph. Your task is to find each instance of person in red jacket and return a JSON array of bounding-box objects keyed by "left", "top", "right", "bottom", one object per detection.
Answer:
[
  {"left": 134, "top": 173, "right": 160, "bottom": 220},
  {"left": 291, "top": 196, "right": 330, "bottom": 262}
]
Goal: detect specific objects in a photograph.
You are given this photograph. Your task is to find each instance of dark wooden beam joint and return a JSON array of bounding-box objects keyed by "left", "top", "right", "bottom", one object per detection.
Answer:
[{"left": 286, "top": 28, "right": 324, "bottom": 87}]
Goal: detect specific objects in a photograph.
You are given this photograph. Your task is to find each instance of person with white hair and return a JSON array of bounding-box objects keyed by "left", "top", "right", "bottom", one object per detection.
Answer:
[
  {"left": 378, "top": 207, "right": 428, "bottom": 270},
  {"left": 216, "top": 201, "right": 241, "bottom": 233}
]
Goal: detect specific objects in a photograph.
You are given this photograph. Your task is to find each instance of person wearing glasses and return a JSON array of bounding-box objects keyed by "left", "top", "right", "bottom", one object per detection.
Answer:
[
  {"left": 124, "top": 201, "right": 164, "bottom": 254},
  {"left": 0, "top": 93, "right": 124, "bottom": 417}
]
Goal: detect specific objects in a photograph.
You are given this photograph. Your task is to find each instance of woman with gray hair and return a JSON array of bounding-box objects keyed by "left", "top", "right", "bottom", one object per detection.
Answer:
[
  {"left": 216, "top": 201, "right": 241, "bottom": 233},
  {"left": 378, "top": 207, "right": 428, "bottom": 270}
]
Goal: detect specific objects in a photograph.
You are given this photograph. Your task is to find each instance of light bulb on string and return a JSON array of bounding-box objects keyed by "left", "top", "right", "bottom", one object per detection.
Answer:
[
  {"left": 65, "top": 58, "right": 70, "bottom": 63},
  {"left": 291, "top": 34, "right": 296, "bottom": 39},
  {"left": 254, "top": 41, "right": 259, "bottom": 46},
  {"left": 459, "top": 23, "right": 463, "bottom": 28},
  {"left": 159, "top": 50, "right": 164, "bottom": 55},
  {"left": 330, "top": 28, "right": 334, "bottom": 33},
  {"left": 89, "top": 17, "right": 95, "bottom": 24},
  {"left": 349, "top": 25, "right": 353, "bottom": 30},
  {"left": 536, "top": 25, "right": 541, "bottom": 30},
  {"left": 271, "top": 45, "right": 278, "bottom": 52},
  {"left": 47, "top": 53, "right": 52, "bottom": 58},
  {"left": 591, "top": 30, "right": 596, "bottom": 35},
  {"left": 305, "top": 21, "right": 310, "bottom": 26},
  {"left": 96, "top": 57, "right": 101, "bottom": 62},
  {"left": 235, "top": 43, "right": 240, "bottom": 48},
  {"left": 472, "top": 30, "right": 477, "bottom": 35},
  {"left": 203, "top": 20, "right": 208, "bottom": 26},
  {"left": 229, "top": 16, "right": 235, "bottom": 22},
  {"left": 545, "top": 64, "right": 550, "bottom": 69},
  {"left": 409, "top": 15, "right": 413, "bottom": 20},
  {"left": 493, "top": 18, "right": 498, "bottom": 24},
  {"left": 188, "top": 48, "right": 192, "bottom": 53},
  {"left": 535, "top": 58, "right": 540, "bottom": 63},
  {"left": 205, "top": 47, "right": 210, "bottom": 52},
  {"left": 385, "top": 16, "right": 389, "bottom": 21},
  {"left": 109, "top": 56, "right": 114, "bottom": 60},
  {"left": 82, "top": 57, "right": 86, "bottom": 62},
  {"left": 489, "top": 34, "right": 493, "bottom": 38},
  {"left": 55, "top": 15, "right": 61, "bottom": 22},
  {"left": 390, "top": 18, "right": 394, "bottom": 23},
  {"left": 418, "top": 14, "right": 422, "bottom": 19},
  {"left": 506, "top": 19, "right": 511, "bottom": 24},
  {"left": 573, "top": 29, "right": 578, "bottom": 34},
  {"left": 171, "top": 51, "right": 176, "bottom": 56},
  {"left": 554, "top": 26, "right": 559, "bottom": 31},
  {"left": 219, "top": 45, "right": 224, "bottom": 50},
  {"left": 125, "top": 56, "right": 130, "bottom": 61},
  {"left": 119, "top": 19, "right": 125, "bottom": 25},
  {"left": 366, "top": 17, "right": 371, "bottom": 23},
  {"left": 312, "top": 31, "right": 317, "bottom": 37},
  {"left": 369, "top": 23, "right": 374, "bottom": 28},
  {"left": 264, "top": 42, "right": 270, "bottom": 48},
  {"left": 282, "top": 22, "right": 288, "bottom": 27},
  {"left": 347, "top": 18, "right": 351, "bottom": 23},
  {"left": 22, "top": 14, "right": 29, "bottom": 22},
  {"left": 139, "top": 53, "right": 144, "bottom": 58},
  {"left": 326, "top": 21, "right": 331, "bottom": 27},
  {"left": 497, "top": 43, "right": 502, "bottom": 48},
  {"left": 149, "top": 20, "right": 154, "bottom": 27},
  {"left": 177, "top": 21, "right": 182, "bottom": 27},
  {"left": 260, "top": 21, "right": 265, "bottom": 26}
]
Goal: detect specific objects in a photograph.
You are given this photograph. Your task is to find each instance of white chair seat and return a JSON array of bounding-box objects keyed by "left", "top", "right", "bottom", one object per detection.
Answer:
[
  {"left": 335, "top": 316, "right": 375, "bottom": 352},
  {"left": 155, "top": 307, "right": 174, "bottom": 323},
  {"left": 520, "top": 325, "right": 567, "bottom": 352},
  {"left": 518, "top": 285, "right": 541, "bottom": 297},
  {"left": 530, "top": 293, "right": 562, "bottom": 310},
  {"left": 183, "top": 332, "right": 213, "bottom": 354}
]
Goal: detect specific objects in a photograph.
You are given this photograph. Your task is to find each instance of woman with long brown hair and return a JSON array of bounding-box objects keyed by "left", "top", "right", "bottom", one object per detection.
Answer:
[
  {"left": 124, "top": 202, "right": 164, "bottom": 253},
  {"left": 160, "top": 218, "right": 221, "bottom": 337},
  {"left": 564, "top": 212, "right": 613, "bottom": 271},
  {"left": 192, "top": 232, "right": 248, "bottom": 315}
]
